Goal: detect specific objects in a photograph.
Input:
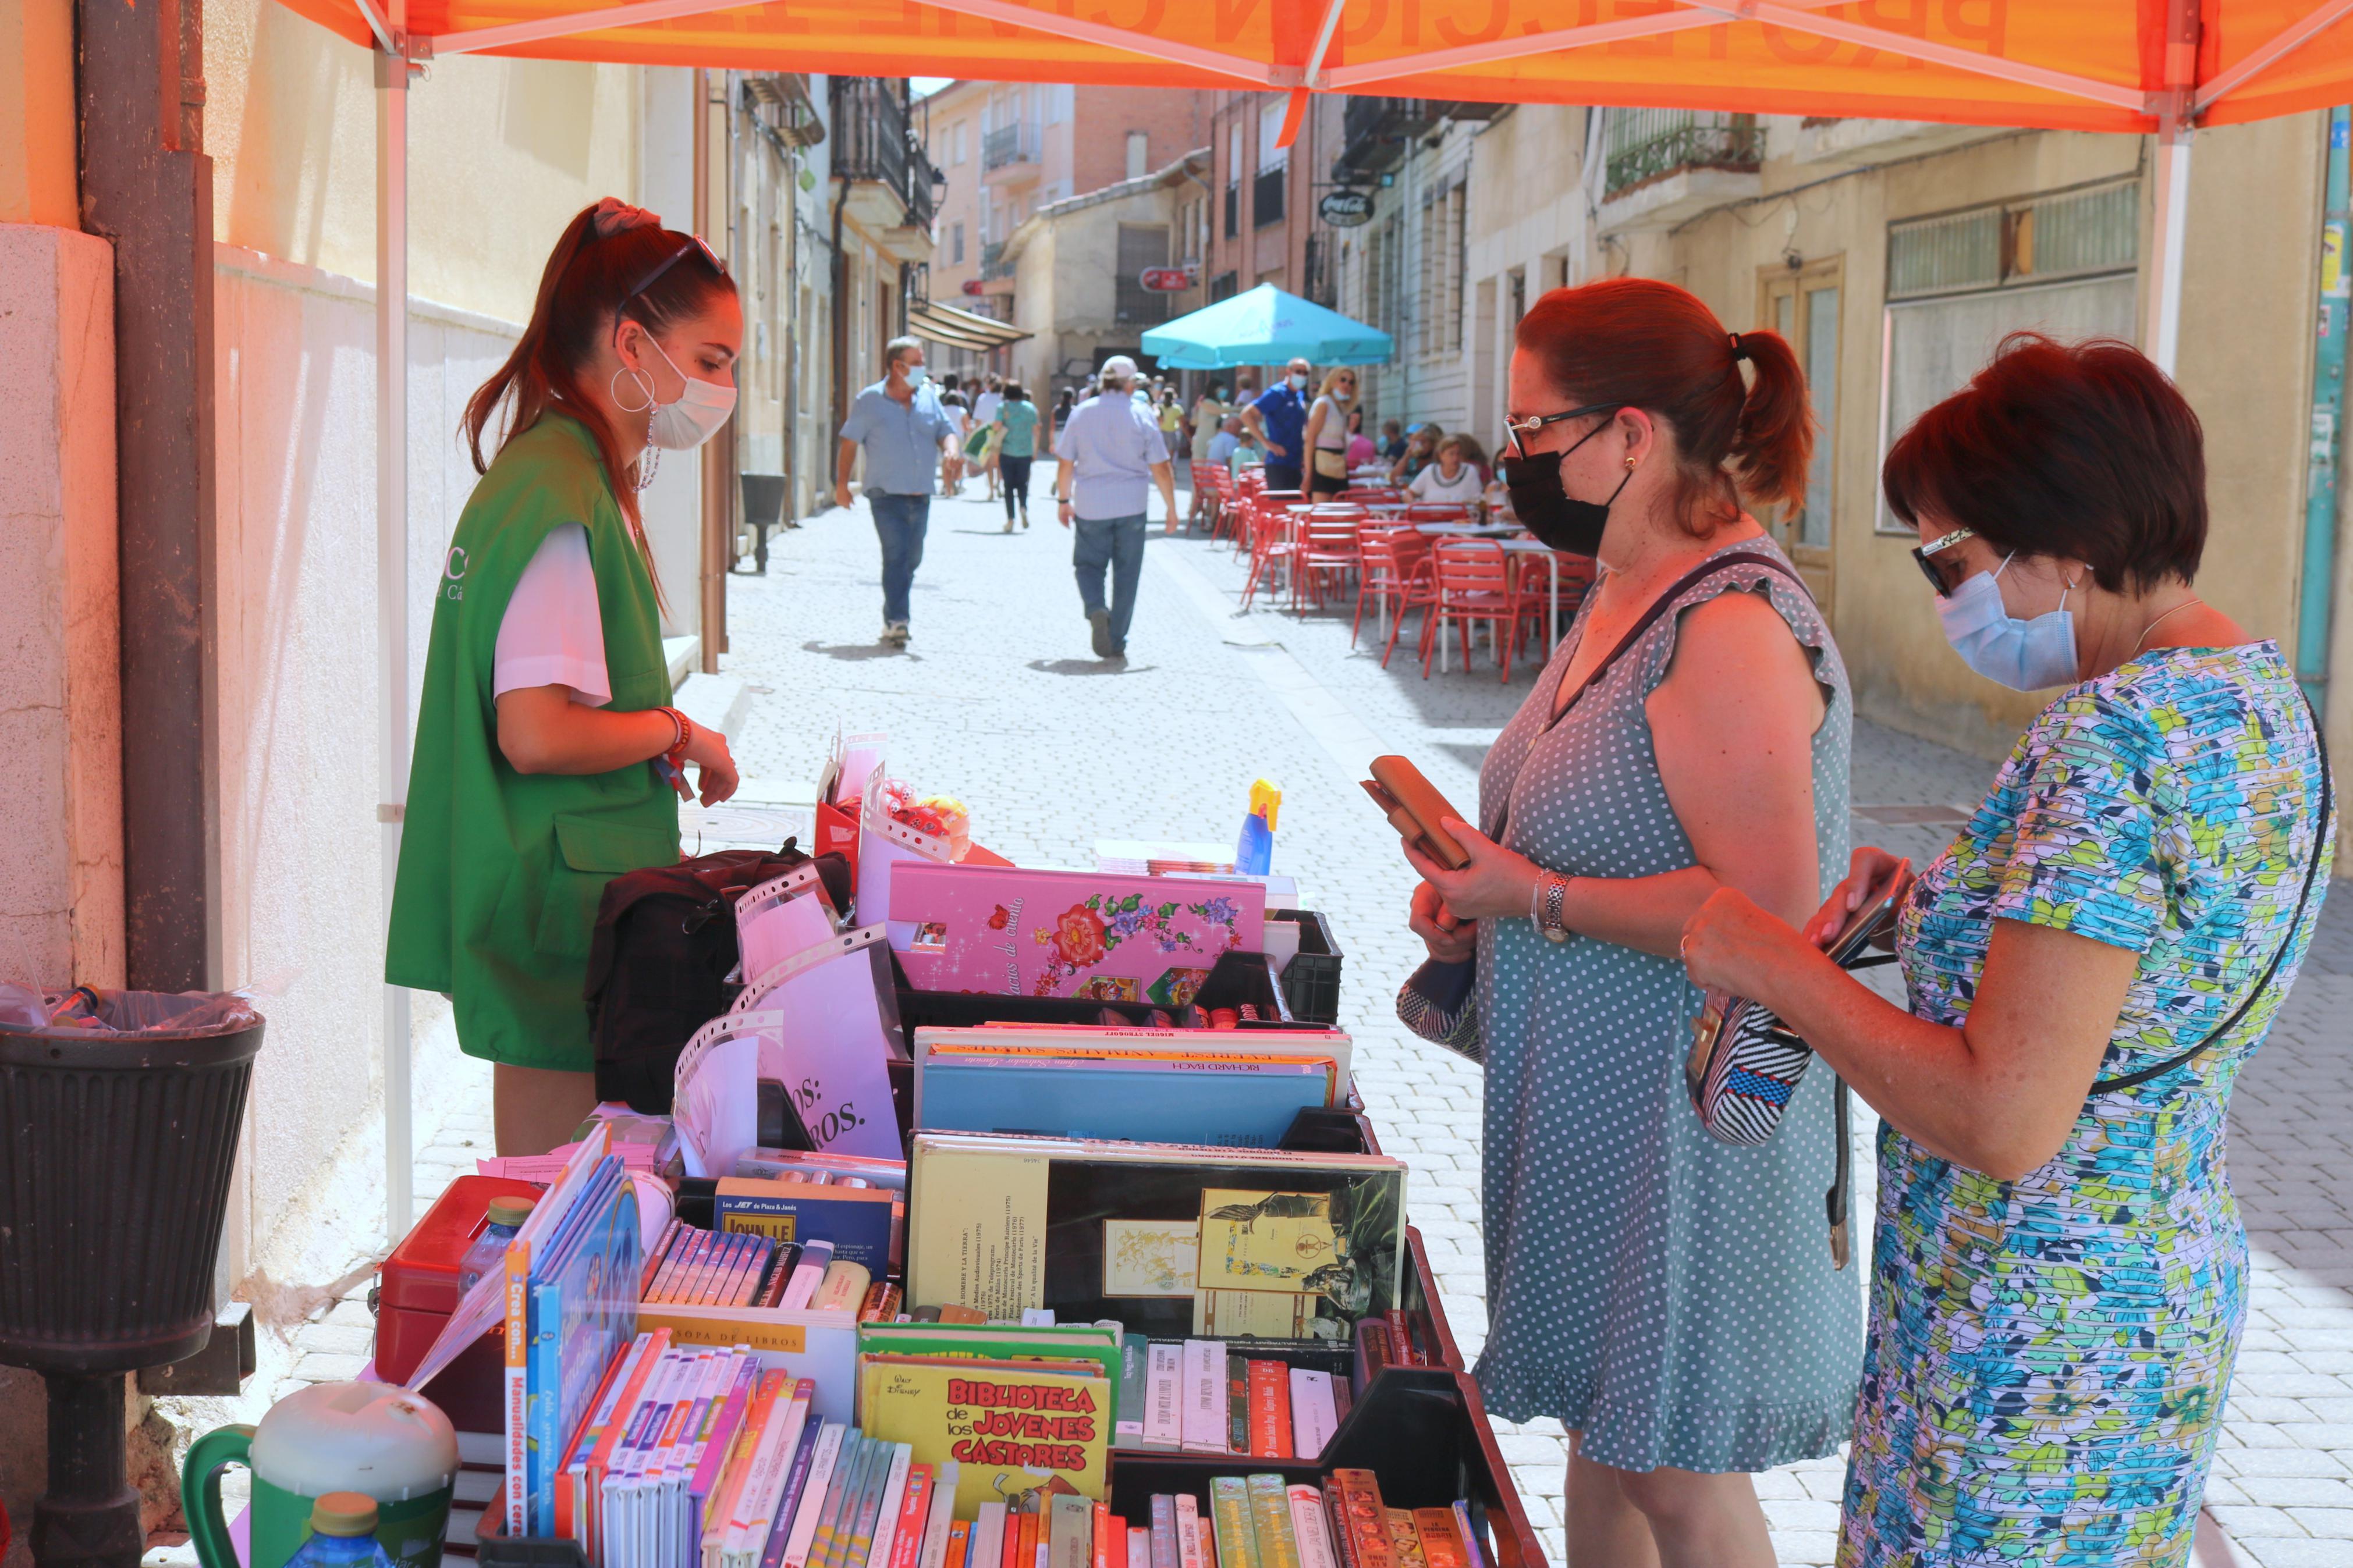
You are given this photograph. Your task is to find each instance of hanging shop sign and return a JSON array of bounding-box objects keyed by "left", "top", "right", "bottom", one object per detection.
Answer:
[
  {"left": 1319, "top": 189, "right": 1375, "bottom": 228},
  {"left": 961, "top": 279, "right": 987, "bottom": 297},
  {"left": 1137, "top": 268, "right": 1193, "bottom": 293}
]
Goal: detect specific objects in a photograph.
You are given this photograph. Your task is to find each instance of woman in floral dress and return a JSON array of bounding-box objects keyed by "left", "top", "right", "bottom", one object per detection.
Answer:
[{"left": 1680, "top": 335, "right": 2335, "bottom": 1566}]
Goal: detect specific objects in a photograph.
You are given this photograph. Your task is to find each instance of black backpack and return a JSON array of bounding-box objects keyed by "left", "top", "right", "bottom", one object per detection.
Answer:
[{"left": 583, "top": 837, "right": 853, "bottom": 1113}]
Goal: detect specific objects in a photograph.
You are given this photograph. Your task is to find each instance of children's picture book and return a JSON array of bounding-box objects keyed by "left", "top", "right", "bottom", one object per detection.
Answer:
[
  {"left": 858, "top": 1354, "right": 1112, "bottom": 1520},
  {"left": 906, "top": 1134, "right": 1404, "bottom": 1341},
  {"left": 889, "top": 865, "right": 1266, "bottom": 1003}
]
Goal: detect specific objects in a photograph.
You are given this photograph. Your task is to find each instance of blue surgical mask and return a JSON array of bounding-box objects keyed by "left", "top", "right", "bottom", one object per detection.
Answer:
[{"left": 1936, "top": 553, "right": 2081, "bottom": 690}]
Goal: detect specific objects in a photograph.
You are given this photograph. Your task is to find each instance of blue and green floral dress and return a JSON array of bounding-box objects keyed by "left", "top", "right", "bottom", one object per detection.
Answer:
[{"left": 1844, "top": 642, "right": 2333, "bottom": 1566}]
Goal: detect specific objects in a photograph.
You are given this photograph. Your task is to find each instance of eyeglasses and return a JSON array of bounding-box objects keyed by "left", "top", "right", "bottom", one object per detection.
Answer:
[
  {"left": 624, "top": 233, "right": 727, "bottom": 301},
  {"left": 1504, "top": 401, "right": 1619, "bottom": 459},
  {"left": 1910, "top": 525, "right": 1976, "bottom": 596}
]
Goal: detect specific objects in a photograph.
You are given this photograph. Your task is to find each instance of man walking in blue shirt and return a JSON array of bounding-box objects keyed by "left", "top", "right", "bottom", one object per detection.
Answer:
[
  {"left": 1055, "top": 355, "right": 1176, "bottom": 663},
  {"left": 1240, "top": 355, "right": 1313, "bottom": 492},
  {"left": 836, "top": 336, "right": 963, "bottom": 646}
]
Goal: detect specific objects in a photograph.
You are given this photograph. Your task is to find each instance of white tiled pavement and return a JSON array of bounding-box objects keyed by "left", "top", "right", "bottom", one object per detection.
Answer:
[{"left": 244, "top": 486, "right": 2349, "bottom": 1566}]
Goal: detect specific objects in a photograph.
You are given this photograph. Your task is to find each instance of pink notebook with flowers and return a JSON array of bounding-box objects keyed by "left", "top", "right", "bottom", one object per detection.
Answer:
[{"left": 888, "top": 862, "right": 1266, "bottom": 1001}]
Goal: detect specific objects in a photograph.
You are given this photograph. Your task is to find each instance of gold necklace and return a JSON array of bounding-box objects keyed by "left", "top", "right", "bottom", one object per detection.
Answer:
[{"left": 2135, "top": 597, "right": 2204, "bottom": 652}]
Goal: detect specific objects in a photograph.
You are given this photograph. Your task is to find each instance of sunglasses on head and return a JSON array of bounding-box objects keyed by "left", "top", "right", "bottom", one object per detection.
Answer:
[
  {"left": 624, "top": 233, "right": 727, "bottom": 301},
  {"left": 1503, "top": 401, "right": 1619, "bottom": 459},
  {"left": 1910, "top": 525, "right": 1976, "bottom": 596}
]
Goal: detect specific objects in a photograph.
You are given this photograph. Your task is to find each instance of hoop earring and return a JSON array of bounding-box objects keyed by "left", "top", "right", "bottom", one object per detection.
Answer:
[{"left": 612, "top": 365, "right": 656, "bottom": 414}]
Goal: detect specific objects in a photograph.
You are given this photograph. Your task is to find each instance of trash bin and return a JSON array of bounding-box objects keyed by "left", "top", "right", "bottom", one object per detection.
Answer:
[
  {"left": 0, "top": 992, "right": 265, "bottom": 1373},
  {"left": 738, "top": 472, "right": 787, "bottom": 575}
]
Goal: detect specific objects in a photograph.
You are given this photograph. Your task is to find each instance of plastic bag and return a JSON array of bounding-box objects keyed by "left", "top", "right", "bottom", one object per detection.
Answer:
[{"left": 0, "top": 984, "right": 261, "bottom": 1035}]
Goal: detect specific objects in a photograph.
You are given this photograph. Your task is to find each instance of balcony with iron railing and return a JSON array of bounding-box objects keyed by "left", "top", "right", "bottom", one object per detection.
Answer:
[
  {"left": 1598, "top": 109, "right": 1763, "bottom": 229},
  {"left": 982, "top": 122, "right": 1042, "bottom": 176},
  {"left": 834, "top": 77, "right": 940, "bottom": 253},
  {"left": 979, "top": 240, "right": 1015, "bottom": 281}
]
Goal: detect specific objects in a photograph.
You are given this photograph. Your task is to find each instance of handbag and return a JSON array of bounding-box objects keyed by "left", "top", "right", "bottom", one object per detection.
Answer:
[
  {"left": 1686, "top": 691, "right": 2332, "bottom": 1265},
  {"left": 1314, "top": 447, "right": 1349, "bottom": 481},
  {"left": 1394, "top": 550, "right": 1812, "bottom": 1064}
]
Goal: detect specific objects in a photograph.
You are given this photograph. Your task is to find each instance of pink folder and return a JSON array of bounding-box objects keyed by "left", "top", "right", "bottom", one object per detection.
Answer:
[{"left": 888, "top": 863, "right": 1266, "bottom": 1002}]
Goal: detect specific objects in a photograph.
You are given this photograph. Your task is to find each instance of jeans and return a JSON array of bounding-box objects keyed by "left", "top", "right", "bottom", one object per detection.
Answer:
[
  {"left": 1000, "top": 456, "right": 1034, "bottom": 520},
  {"left": 1071, "top": 514, "right": 1148, "bottom": 652},
  {"left": 868, "top": 492, "right": 929, "bottom": 625}
]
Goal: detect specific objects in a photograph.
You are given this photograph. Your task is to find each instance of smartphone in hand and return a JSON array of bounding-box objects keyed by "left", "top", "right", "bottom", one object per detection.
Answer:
[{"left": 1361, "top": 754, "right": 1472, "bottom": 871}]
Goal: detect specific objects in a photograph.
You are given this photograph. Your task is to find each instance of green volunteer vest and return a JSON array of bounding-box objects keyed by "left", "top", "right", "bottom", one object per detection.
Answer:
[{"left": 386, "top": 413, "right": 679, "bottom": 1071}]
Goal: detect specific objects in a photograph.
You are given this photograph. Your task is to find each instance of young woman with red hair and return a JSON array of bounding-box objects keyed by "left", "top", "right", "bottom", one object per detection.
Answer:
[
  {"left": 1403, "top": 277, "right": 1855, "bottom": 1567},
  {"left": 389, "top": 200, "right": 744, "bottom": 1157}
]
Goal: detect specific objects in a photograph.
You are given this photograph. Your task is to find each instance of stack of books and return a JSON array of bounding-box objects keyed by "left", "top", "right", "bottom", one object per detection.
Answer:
[
  {"left": 642, "top": 1221, "right": 881, "bottom": 1315},
  {"left": 909, "top": 1029, "right": 1353, "bottom": 1150},
  {"left": 1110, "top": 1341, "right": 1343, "bottom": 1462}
]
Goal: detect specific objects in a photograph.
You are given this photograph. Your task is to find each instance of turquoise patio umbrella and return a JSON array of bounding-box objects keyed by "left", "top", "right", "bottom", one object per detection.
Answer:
[{"left": 1141, "top": 284, "right": 1393, "bottom": 369}]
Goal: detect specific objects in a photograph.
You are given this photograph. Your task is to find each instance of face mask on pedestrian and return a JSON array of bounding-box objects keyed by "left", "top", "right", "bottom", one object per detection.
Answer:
[
  {"left": 1502, "top": 414, "right": 1630, "bottom": 558},
  {"left": 1287, "top": 371, "right": 1308, "bottom": 392},
  {"left": 616, "top": 330, "right": 737, "bottom": 450},
  {"left": 1935, "top": 552, "right": 2082, "bottom": 690},
  {"left": 896, "top": 359, "right": 928, "bottom": 392}
]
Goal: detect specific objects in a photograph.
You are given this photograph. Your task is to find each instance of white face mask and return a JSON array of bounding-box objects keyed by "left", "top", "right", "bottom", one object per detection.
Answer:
[
  {"left": 623, "top": 332, "right": 737, "bottom": 451},
  {"left": 1935, "top": 552, "right": 2081, "bottom": 691},
  {"left": 897, "top": 361, "right": 928, "bottom": 392},
  {"left": 1287, "top": 372, "right": 1309, "bottom": 392}
]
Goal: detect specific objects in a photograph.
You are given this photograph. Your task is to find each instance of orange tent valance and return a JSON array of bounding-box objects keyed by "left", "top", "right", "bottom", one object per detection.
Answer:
[{"left": 293, "top": 0, "right": 2353, "bottom": 137}]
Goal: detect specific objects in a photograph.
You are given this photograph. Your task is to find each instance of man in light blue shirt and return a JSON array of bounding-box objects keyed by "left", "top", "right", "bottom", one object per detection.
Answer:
[
  {"left": 836, "top": 336, "right": 962, "bottom": 646},
  {"left": 1055, "top": 354, "right": 1176, "bottom": 662}
]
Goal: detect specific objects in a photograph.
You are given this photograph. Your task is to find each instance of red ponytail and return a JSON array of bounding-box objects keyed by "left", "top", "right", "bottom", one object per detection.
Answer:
[
  {"left": 1516, "top": 278, "right": 1814, "bottom": 533},
  {"left": 462, "top": 202, "right": 736, "bottom": 600}
]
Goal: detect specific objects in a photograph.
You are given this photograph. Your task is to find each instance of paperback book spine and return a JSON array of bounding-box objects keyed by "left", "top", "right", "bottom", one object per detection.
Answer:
[
  {"left": 1447, "top": 1506, "right": 1484, "bottom": 1568},
  {"left": 760, "top": 1414, "right": 826, "bottom": 1568},
  {"left": 1226, "top": 1360, "right": 1250, "bottom": 1456},
  {"left": 1208, "top": 1478, "right": 1258, "bottom": 1568},
  {"left": 1244, "top": 1477, "right": 1300, "bottom": 1568},
  {"left": 781, "top": 1421, "right": 847, "bottom": 1568},
  {"left": 1284, "top": 1489, "right": 1337, "bottom": 1568},
  {"left": 1246, "top": 1363, "right": 1290, "bottom": 1459},
  {"left": 1174, "top": 1495, "right": 1205, "bottom": 1568},
  {"left": 1149, "top": 1496, "right": 1180, "bottom": 1568},
  {"left": 1408, "top": 1512, "right": 1463, "bottom": 1568}
]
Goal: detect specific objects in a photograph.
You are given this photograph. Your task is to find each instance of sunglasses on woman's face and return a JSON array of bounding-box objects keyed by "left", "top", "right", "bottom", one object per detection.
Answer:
[
  {"left": 1911, "top": 525, "right": 1976, "bottom": 596},
  {"left": 1503, "top": 401, "right": 1619, "bottom": 460}
]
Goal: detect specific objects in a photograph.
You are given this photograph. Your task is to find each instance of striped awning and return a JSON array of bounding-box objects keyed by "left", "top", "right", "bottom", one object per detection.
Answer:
[{"left": 908, "top": 300, "right": 1032, "bottom": 352}]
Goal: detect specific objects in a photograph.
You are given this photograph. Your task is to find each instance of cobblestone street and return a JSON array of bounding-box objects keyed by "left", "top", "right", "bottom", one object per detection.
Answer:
[{"left": 232, "top": 484, "right": 2353, "bottom": 1568}]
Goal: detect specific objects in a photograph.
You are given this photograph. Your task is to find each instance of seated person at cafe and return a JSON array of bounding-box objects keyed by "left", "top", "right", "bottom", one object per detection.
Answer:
[
  {"left": 1230, "top": 422, "right": 1267, "bottom": 476},
  {"left": 1206, "top": 413, "right": 1243, "bottom": 470},
  {"left": 1387, "top": 422, "right": 1442, "bottom": 485},
  {"left": 1380, "top": 418, "right": 1407, "bottom": 461},
  {"left": 1407, "top": 435, "right": 1485, "bottom": 506}
]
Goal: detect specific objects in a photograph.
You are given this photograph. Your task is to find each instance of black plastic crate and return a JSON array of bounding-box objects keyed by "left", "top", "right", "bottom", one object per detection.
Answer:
[
  {"left": 1105, "top": 1367, "right": 1542, "bottom": 1568},
  {"left": 1272, "top": 909, "right": 1343, "bottom": 1026}
]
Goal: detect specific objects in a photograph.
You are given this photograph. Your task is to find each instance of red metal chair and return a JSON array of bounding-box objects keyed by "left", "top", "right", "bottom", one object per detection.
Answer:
[
  {"left": 1340, "top": 486, "right": 1403, "bottom": 504},
  {"left": 1294, "top": 511, "right": 1368, "bottom": 611},
  {"left": 1354, "top": 529, "right": 1434, "bottom": 659},
  {"left": 1421, "top": 540, "right": 1523, "bottom": 681},
  {"left": 1239, "top": 496, "right": 1308, "bottom": 610},
  {"left": 1401, "top": 502, "right": 1474, "bottom": 524}
]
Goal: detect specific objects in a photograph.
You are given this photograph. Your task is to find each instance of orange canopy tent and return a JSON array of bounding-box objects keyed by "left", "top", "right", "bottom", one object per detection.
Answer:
[{"left": 332, "top": 0, "right": 2353, "bottom": 1231}]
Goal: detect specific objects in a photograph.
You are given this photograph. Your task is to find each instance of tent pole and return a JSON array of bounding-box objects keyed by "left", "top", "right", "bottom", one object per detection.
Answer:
[
  {"left": 377, "top": 18, "right": 413, "bottom": 1247},
  {"left": 2146, "top": 118, "right": 2192, "bottom": 377}
]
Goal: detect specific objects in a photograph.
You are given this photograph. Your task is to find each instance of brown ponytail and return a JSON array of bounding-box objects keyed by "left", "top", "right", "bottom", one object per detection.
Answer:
[
  {"left": 1515, "top": 277, "right": 1814, "bottom": 534},
  {"left": 462, "top": 201, "right": 736, "bottom": 596}
]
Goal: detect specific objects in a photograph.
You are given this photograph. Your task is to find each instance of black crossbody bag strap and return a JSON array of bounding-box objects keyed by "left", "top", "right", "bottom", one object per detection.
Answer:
[{"left": 2087, "top": 694, "right": 2333, "bottom": 1094}]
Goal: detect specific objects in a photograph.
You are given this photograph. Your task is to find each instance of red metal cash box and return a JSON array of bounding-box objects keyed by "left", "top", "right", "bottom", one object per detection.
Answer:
[{"left": 375, "top": 1174, "right": 542, "bottom": 1423}]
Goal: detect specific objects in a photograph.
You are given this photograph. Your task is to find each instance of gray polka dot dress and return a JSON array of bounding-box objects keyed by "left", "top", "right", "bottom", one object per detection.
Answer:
[{"left": 1472, "top": 534, "right": 1862, "bottom": 1474}]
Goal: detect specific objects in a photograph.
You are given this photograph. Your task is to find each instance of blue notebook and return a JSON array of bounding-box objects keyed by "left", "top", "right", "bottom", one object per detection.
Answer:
[{"left": 917, "top": 1052, "right": 1336, "bottom": 1146}]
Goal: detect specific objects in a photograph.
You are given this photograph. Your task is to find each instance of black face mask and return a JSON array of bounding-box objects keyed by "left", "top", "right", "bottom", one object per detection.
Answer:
[{"left": 1503, "top": 421, "right": 1631, "bottom": 557}]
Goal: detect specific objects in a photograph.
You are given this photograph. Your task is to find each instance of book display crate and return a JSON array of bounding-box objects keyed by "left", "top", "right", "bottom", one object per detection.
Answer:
[{"left": 1106, "top": 1369, "right": 1539, "bottom": 1568}]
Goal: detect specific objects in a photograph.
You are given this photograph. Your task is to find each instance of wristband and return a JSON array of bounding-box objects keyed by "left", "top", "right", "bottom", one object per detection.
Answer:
[{"left": 658, "top": 706, "right": 693, "bottom": 766}]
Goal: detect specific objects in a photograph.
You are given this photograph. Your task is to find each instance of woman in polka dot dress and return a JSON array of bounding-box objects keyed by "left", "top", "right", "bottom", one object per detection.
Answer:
[
  {"left": 1405, "top": 278, "right": 1859, "bottom": 1567},
  {"left": 1682, "top": 337, "right": 2334, "bottom": 1566}
]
